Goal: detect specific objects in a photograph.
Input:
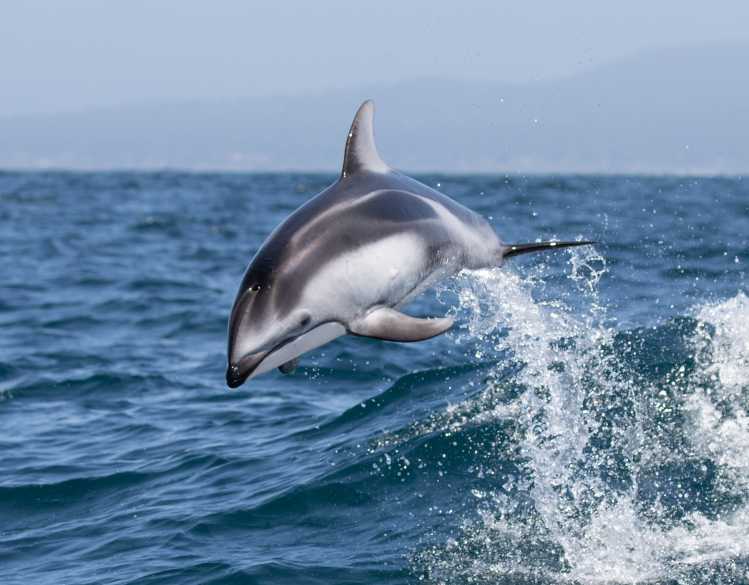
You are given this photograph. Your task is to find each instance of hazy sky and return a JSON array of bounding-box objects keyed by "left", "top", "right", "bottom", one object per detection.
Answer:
[{"left": 1, "top": 0, "right": 748, "bottom": 116}]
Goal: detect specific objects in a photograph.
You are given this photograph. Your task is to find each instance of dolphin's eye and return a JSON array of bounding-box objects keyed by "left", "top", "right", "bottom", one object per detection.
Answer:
[
  {"left": 250, "top": 284, "right": 261, "bottom": 292},
  {"left": 300, "top": 314, "right": 311, "bottom": 327}
]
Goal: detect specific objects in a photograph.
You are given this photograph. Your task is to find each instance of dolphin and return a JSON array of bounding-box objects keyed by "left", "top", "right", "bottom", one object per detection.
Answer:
[{"left": 226, "top": 101, "right": 592, "bottom": 388}]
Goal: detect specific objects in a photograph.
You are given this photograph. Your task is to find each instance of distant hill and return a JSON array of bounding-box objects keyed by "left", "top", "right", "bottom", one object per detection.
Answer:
[{"left": 1, "top": 43, "right": 747, "bottom": 173}]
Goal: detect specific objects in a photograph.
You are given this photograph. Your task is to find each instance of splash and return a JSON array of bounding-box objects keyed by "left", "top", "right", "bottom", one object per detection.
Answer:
[
  {"left": 692, "top": 292, "right": 749, "bottom": 391},
  {"left": 687, "top": 293, "right": 749, "bottom": 492},
  {"left": 415, "top": 250, "right": 749, "bottom": 584}
]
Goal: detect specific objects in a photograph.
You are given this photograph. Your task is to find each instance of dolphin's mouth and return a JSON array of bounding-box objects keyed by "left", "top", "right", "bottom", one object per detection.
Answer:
[
  {"left": 226, "top": 335, "right": 299, "bottom": 388},
  {"left": 226, "top": 351, "right": 270, "bottom": 388},
  {"left": 226, "top": 322, "right": 348, "bottom": 388}
]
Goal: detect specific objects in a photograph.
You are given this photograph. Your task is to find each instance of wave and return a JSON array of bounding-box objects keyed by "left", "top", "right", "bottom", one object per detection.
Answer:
[
  {"left": 410, "top": 248, "right": 749, "bottom": 584},
  {"left": 5, "top": 371, "right": 173, "bottom": 399},
  {"left": 0, "top": 470, "right": 154, "bottom": 513},
  {"left": 122, "top": 562, "right": 409, "bottom": 585}
]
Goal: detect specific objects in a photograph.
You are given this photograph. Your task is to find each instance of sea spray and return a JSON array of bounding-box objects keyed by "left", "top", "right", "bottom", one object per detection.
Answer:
[{"left": 416, "top": 250, "right": 749, "bottom": 584}]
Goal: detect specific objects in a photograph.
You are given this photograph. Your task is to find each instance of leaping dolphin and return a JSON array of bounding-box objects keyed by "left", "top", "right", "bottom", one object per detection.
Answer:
[{"left": 226, "top": 101, "right": 592, "bottom": 388}]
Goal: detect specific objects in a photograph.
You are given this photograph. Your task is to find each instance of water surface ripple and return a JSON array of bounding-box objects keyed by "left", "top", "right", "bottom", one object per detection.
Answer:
[{"left": 1, "top": 172, "right": 747, "bottom": 584}]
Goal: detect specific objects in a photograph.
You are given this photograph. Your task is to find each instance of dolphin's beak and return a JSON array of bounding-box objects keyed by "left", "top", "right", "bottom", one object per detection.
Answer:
[
  {"left": 226, "top": 322, "right": 347, "bottom": 388},
  {"left": 226, "top": 351, "right": 269, "bottom": 388}
]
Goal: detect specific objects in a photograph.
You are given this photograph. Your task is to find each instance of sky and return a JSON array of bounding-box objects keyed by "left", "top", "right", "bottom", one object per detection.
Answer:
[{"left": 2, "top": 0, "right": 749, "bottom": 116}]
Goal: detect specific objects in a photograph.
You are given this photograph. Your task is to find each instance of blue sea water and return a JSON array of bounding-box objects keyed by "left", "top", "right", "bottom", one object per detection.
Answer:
[{"left": 1, "top": 171, "right": 748, "bottom": 585}]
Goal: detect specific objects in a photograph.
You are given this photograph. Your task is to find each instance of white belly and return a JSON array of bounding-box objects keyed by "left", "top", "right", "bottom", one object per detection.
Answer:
[{"left": 303, "top": 232, "right": 430, "bottom": 321}]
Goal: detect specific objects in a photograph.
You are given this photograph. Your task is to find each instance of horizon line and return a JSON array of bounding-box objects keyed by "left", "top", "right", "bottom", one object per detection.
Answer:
[{"left": 1, "top": 166, "right": 745, "bottom": 180}]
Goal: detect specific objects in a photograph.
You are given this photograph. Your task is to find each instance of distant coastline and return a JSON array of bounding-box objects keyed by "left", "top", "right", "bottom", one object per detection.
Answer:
[{"left": 1, "top": 43, "right": 747, "bottom": 174}]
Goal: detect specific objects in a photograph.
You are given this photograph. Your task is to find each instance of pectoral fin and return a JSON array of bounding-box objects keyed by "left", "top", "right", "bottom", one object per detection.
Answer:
[
  {"left": 349, "top": 308, "right": 453, "bottom": 342},
  {"left": 278, "top": 358, "right": 299, "bottom": 375}
]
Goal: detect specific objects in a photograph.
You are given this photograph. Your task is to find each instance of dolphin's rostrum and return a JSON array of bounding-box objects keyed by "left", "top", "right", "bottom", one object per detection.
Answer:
[{"left": 226, "top": 101, "right": 592, "bottom": 388}]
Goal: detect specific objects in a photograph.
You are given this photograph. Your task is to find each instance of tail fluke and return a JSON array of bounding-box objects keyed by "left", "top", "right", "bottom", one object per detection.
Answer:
[{"left": 502, "top": 240, "right": 595, "bottom": 259}]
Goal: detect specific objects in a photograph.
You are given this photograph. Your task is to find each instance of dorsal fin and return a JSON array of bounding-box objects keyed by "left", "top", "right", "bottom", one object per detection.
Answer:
[{"left": 341, "top": 100, "right": 389, "bottom": 177}]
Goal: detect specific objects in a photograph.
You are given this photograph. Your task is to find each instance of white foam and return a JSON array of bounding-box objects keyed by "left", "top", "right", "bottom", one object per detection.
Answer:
[
  {"left": 687, "top": 293, "right": 749, "bottom": 491},
  {"left": 414, "top": 248, "right": 749, "bottom": 584},
  {"left": 693, "top": 291, "right": 749, "bottom": 390}
]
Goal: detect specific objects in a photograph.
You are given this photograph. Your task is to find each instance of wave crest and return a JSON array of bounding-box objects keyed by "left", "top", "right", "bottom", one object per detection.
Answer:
[{"left": 415, "top": 250, "right": 749, "bottom": 584}]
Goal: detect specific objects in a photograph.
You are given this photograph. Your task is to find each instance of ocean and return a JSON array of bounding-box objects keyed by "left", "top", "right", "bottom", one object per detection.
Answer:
[{"left": 1, "top": 171, "right": 747, "bottom": 584}]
